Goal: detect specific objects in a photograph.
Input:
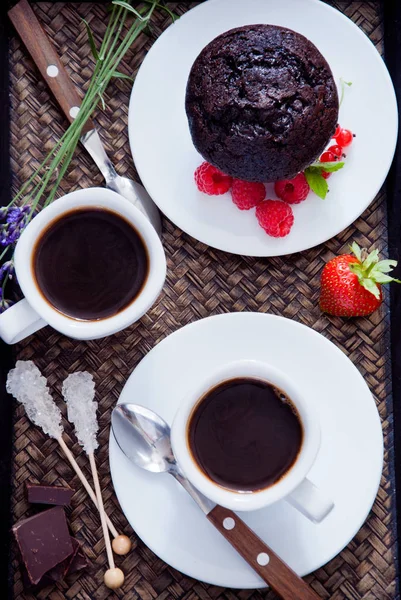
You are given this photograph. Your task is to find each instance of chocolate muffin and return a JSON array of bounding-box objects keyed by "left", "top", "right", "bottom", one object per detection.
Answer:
[{"left": 185, "top": 25, "right": 339, "bottom": 182}]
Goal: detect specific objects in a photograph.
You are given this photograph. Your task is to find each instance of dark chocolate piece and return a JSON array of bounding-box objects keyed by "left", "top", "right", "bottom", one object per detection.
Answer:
[
  {"left": 26, "top": 482, "right": 74, "bottom": 506},
  {"left": 22, "top": 566, "right": 53, "bottom": 592},
  {"left": 13, "top": 506, "right": 73, "bottom": 585},
  {"left": 22, "top": 538, "right": 86, "bottom": 591},
  {"left": 47, "top": 538, "right": 80, "bottom": 582},
  {"left": 68, "top": 540, "right": 88, "bottom": 575}
]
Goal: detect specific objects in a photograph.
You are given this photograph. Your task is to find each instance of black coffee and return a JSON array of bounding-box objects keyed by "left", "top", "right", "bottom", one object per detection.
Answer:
[
  {"left": 188, "top": 378, "right": 303, "bottom": 492},
  {"left": 33, "top": 208, "right": 149, "bottom": 320}
]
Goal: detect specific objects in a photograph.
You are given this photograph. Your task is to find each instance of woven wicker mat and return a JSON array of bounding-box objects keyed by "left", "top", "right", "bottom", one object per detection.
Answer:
[{"left": 8, "top": 2, "right": 397, "bottom": 599}]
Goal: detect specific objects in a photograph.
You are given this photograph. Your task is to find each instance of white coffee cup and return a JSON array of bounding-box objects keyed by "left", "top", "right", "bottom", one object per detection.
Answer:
[
  {"left": 171, "top": 359, "right": 334, "bottom": 523},
  {"left": 0, "top": 187, "right": 166, "bottom": 344}
]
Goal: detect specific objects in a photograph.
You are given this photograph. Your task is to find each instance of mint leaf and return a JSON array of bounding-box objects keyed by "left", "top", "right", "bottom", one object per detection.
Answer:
[
  {"left": 304, "top": 167, "right": 329, "bottom": 199},
  {"left": 310, "top": 161, "right": 345, "bottom": 173}
]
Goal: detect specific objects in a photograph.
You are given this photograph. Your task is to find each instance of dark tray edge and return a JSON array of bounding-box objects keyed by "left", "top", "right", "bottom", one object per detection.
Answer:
[
  {"left": 0, "top": 1, "right": 400, "bottom": 598},
  {"left": 384, "top": 2, "right": 401, "bottom": 594}
]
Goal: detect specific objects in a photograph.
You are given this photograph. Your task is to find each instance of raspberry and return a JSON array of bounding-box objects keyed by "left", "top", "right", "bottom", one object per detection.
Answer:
[
  {"left": 231, "top": 180, "right": 266, "bottom": 210},
  {"left": 194, "top": 162, "right": 232, "bottom": 195},
  {"left": 256, "top": 200, "right": 294, "bottom": 238},
  {"left": 274, "top": 173, "right": 310, "bottom": 204}
]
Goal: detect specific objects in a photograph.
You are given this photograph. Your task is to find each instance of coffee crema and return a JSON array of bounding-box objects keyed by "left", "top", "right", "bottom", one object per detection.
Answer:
[
  {"left": 188, "top": 377, "right": 303, "bottom": 492},
  {"left": 32, "top": 207, "right": 149, "bottom": 320}
]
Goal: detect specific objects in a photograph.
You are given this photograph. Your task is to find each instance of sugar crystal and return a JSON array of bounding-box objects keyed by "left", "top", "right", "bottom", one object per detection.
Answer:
[
  {"left": 6, "top": 361, "right": 63, "bottom": 438},
  {"left": 62, "top": 372, "right": 98, "bottom": 454}
]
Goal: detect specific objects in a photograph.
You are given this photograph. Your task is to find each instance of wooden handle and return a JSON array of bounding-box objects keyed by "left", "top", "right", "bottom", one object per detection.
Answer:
[
  {"left": 8, "top": 0, "right": 94, "bottom": 133},
  {"left": 207, "top": 505, "right": 321, "bottom": 600}
]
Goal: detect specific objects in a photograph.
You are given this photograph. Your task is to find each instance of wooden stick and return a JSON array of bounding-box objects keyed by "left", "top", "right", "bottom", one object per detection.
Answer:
[
  {"left": 89, "top": 452, "right": 115, "bottom": 570},
  {"left": 57, "top": 436, "right": 118, "bottom": 538}
]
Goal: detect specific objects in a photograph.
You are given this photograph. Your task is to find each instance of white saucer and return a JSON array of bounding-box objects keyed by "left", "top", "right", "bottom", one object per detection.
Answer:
[
  {"left": 128, "top": 0, "right": 397, "bottom": 257},
  {"left": 109, "top": 313, "right": 383, "bottom": 588}
]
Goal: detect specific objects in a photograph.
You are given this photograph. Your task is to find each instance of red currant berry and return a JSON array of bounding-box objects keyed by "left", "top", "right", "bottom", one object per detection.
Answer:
[
  {"left": 327, "top": 144, "right": 343, "bottom": 159},
  {"left": 320, "top": 151, "right": 336, "bottom": 163},
  {"left": 322, "top": 171, "right": 331, "bottom": 179},
  {"left": 332, "top": 124, "right": 341, "bottom": 138},
  {"left": 335, "top": 128, "right": 353, "bottom": 147}
]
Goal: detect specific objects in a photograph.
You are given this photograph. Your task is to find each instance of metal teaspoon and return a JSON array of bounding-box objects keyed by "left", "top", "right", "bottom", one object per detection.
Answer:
[{"left": 111, "top": 403, "right": 321, "bottom": 600}]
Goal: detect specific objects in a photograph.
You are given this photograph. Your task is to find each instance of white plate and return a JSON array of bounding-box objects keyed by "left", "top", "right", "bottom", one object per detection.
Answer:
[
  {"left": 110, "top": 313, "right": 383, "bottom": 588},
  {"left": 129, "top": 0, "right": 398, "bottom": 257}
]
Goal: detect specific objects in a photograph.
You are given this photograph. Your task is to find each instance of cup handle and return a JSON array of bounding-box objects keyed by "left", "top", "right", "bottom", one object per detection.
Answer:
[
  {"left": 286, "top": 478, "right": 334, "bottom": 523},
  {"left": 0, "top": 299, "right": 47, "bottom": 344}
]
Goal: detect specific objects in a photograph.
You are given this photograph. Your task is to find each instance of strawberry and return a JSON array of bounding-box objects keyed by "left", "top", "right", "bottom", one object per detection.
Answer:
[{"left": 319, "top": 243, "right": 401, "bottom": 317}]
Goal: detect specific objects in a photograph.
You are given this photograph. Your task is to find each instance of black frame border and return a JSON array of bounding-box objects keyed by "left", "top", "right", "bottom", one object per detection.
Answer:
[
  {"left": 0, "top": 1, "right": 400, "bottom": 597},
  {"left": 0, "top": 5, "right": 14, "bottom": 599}
]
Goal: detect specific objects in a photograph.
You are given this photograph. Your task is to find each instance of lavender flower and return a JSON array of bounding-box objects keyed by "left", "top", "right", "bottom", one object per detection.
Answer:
[
  {"left": 0, "top": 205, "right": 31, "bottom": 247},
  {"left": 6, "top": 205, "right": 30, "bottom": 224},
  {"left": 0, "top": 286, "right": 12, "bottom": 313},
  {"left": 0, "top": 260, "right": 14, "bottom": 283}
]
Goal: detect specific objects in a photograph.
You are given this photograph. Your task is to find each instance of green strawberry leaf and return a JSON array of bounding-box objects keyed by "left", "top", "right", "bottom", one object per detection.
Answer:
[
  {"left": 348, "top": 244, "right": 401, "bottom": 297},
  {"left": 360, "top": 278, "right": 381, "bottom": 300},
  {"left": 371, "top": 272, "right": 401, "bottom": 284},
  {"left": 349, "top": 263, "right": 365, "bottom": 279},
  {"left": 310, "top": 161, "right": 345, "bottom": 173},
  {"left": 362, "top": 249, "right": 379, "bottom": 270},
  {"left": 304, "top": 167, "right": 329, "bottom": 199},
  {"left": 372, "top": 259, "right": 398, "bottom": 273},
  {"left": 350, "top": 242, "right": 362, "bottom": 262}
]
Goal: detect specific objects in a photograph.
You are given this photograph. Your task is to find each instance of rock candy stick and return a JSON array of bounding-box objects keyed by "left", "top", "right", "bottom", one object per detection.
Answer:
[
  {"left": 62, "top": 372, "right": 129, "bottom": 589},
  {"left": 6, "top": 361, "right": 119, "bottom": 539}
]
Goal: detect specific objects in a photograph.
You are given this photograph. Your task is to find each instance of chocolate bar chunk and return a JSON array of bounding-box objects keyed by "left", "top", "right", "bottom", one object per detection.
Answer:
[
  {"left": 13, "top": 506, "right": 73, "bottom": 585},
  {"left": 22, "top": 566, "right": 53, "bottom": 592},
  {"left": 22, "top": 538, "right": 87, "bottom": 591},
  {"left": 47, "top": 538, "right": 81, "bottom": 582},
  {"left": 68, "top": 540, "right": 88, "bottom": 575},
  {"left": 26, "top": 482, "right": 74, "bottom": 506}
]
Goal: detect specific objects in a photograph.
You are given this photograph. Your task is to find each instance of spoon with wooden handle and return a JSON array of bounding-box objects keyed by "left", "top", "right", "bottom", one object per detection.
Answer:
[
  {"left": 111, "top": 403, "right": 321, "bottom": 600},
  {"left": 8, "top": 0, "right": 162, "bottom": 236}
]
